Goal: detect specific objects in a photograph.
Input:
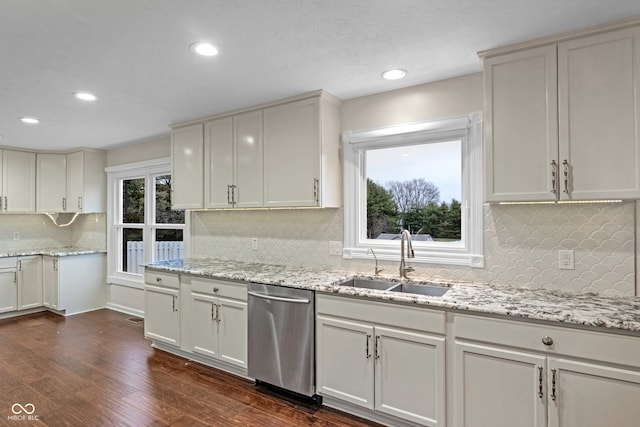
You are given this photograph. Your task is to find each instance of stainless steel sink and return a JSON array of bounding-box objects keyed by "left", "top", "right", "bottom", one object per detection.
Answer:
[
  {"left": 387, "top": 282, "right": 450, "bottom": 297},
  {"left": 338, "top": 278, "right": 397, "bottom": 291}
]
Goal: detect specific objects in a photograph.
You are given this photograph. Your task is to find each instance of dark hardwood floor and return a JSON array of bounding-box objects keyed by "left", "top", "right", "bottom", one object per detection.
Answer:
[{"left": 0, "top": 309, "right": 381, "bottom": 426}]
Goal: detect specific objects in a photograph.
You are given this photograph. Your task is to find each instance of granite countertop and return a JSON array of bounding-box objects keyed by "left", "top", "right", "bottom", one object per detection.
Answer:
[
  {"left": 146, "top": 258, "right": 640, "bottom": 334},
  {"left": 0, "top": 247, "right": 106, "bottom": 258}
]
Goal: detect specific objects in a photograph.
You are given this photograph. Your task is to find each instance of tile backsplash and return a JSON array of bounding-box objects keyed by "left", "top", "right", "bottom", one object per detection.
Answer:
[
  {"left": 0, "top": 213, "right": 106, "bottom": 252},
  {"left": 191, "top": 202, "right": 635, "bottom": 297}
]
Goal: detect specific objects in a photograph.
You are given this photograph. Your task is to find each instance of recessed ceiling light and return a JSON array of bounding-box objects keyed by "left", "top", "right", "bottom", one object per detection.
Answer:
[
  {"left": 190, "top": 42, "right": 218, "bottom": 57},
  {"left": 19, "top": 117, "right": 40, "bottom": 124},
  {"left": 74, "top": 92, "right": 98, "bottom": 101},
  {"left": 382, "top": 69, "right": 407, "bottom": 80}
]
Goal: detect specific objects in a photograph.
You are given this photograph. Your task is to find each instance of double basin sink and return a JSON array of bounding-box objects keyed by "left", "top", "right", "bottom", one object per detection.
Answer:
[{"left": 338, "top": 277, "right": 450, "bottom": 297}]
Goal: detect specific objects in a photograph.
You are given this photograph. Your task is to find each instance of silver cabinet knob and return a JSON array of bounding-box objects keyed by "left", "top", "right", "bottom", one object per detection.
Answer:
[
  {"left": 156, "top": 277, "right": 162, "bottom": 282},
  {"left": 542, "top": 336, "right": 554, "bottom": 346},
  {"left": 213, "top": 287, "right": 219, "bottom": 293}
]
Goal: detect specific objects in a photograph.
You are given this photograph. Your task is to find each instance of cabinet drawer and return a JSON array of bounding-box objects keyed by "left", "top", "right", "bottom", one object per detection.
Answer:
[
  {"left": 454, "top": 314, "right": 640, "bottom": 369},
  {"left": 0, "top": 257, "right": 17, "bottom": 269},
  {"left": 191, "top": 277, "right": 247, "bottom": 301},
  {"left": 144, "top": 270, "right": 179, "bottom": 289},
  {"left": 317, "top": 294, "right": 445, "bottom": 334}
]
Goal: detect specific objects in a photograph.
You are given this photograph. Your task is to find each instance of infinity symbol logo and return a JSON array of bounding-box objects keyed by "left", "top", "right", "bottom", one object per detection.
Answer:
[{"left": 11, "top": 403, "right": 35, "bottom": 415}]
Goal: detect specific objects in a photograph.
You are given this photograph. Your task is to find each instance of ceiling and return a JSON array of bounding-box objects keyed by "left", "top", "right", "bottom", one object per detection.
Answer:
[{"left": 3, "top": 1, "right": 640, "bottom": 152}]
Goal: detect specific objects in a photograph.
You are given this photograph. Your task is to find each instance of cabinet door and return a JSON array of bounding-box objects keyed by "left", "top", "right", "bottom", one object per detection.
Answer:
[
  {"left": 263, "top": 98, "right": 320, "bottom": 207},
  {"left": 0, "top": 269, "right": 17, "bottom": 313},
  {"left": 171, "top": 124, "right": 204, "bottom": 209},
  {"left": 316, "top": 315, "right": 375, "bottom": 409},
  {"left": 66, "top": 150, "right": 85, "bottom": 212},
  {"left": 217, "top": 297, "right": 248, "bottom": 368},
  {"left": 204, "top": 118, "right": 234, "bottom": 208},
  {"left": 190, "top": 292, "right": 218, "bottom": 358},
  {"left": 484, "top": 45, "right": 558, "bottom": 202},
  {"left": 234, "top": 111, "right": 263, "bottom": 207},
  {"left": 3, "top": 150, "right": 36, "bottom": 212},
  {"left": 548, "top": 357, "right": 640, "bottom": 427},
  {"left": 455, "top": 341, "right": 547, "bottom": 427},
  {"left": 36, "top": 153, "right": 67, "bottom": 212},
  {"left": 42, "top": 256, "right": 59, "bottom": 309},
  {"left": 375, "top": 326, "right": 445, "bottom": 426},
  {"left": 558, "top": 27, "right": 640, "bottom": 200},
  {"left": 17, "top": 256, "right": 42, "bottom": 310},
  {"left": 144, "top": 284, "right": 180, "bottom": 346}
]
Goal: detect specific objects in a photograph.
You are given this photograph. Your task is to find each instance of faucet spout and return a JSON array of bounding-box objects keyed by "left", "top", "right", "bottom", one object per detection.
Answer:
[{"left": 400, "top": 230, "right": 415, "bottom": 278}]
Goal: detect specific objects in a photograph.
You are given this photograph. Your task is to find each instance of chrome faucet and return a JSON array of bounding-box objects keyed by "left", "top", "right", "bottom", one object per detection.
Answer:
[
  {"left": 400, "top": 229, "right": 415, "bottom": 278},
  {"left": 368, "top": 248, "right": 383, "bottom": 276}
]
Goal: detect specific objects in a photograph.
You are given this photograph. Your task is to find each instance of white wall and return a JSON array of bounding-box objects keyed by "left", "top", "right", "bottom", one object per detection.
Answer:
[{"left": 107, "top": 135, "right": 171, "bottom": 167}]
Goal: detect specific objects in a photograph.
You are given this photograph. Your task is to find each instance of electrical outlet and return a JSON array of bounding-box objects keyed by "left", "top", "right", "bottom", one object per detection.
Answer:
[
  {"left": 559, "top": 249, "right": 574, "bottom": 270},
  {"left": 251, "top": 238, "right": 258, "bottom": 251},
  {"left": 12, "top": 232, "right": 19, "bottom": 241}
]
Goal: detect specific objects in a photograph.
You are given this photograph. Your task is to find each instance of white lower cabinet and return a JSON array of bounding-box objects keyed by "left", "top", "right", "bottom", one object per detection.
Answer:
[
  {"left": 43, "top": 253, "right": 106, "bottom": 315},
  {"left": 144, "top": 270, "right": 180, "bottom": 347},
  {"left": 316, "top": 294, "right": 446, "bottom": 426},
  {"left": 189, "top": 277, "right": 247, "bottom": 369},
  {"left": 0, "top": 266, "right": 17, "bottom": 313},
  {"left": 17, "top": 256, "right": 42, "bottom": 310},
  {"left": 454, "top": 314, "right": 640, "bottom": 427}
]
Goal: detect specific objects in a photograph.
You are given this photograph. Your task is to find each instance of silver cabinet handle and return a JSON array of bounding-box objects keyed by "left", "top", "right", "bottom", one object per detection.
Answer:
[
  {"left": 215, "top": 304, "right": 220, "bottom": 323},
  {"left": 17, "top": 260, "right": 22, "bottom": 272},
  {"left": 62, "top": 197, "right": 67, "bottom": 211},
  {"left": 551, "top": 368, "right": 557, "bottom": 401},
  {"left": 550, "top": 160, "right": 558, "bottom": 194},
  {"left": 366, "top": 334, "right": 371, "bottom": 359},
  {"left": 172, "top": 295, "right": 178, "bottom": 312},
  {"left": 538, "top": 366, "right": 544, "bottom": 398},
  {"left": 542, "top": 336, "right": 554, "bottom": 346},
  {"left": 313, "top": 178, "right": 319, "bottom": 203},
  {"left": 248, "top": 291, "right": 310, "bottom": 304},
  {"left": 13, "top": 271, "right": 17, "bottom": 283},
  {"left": 227, "top": 185, "right": 232, "bottom": 205},
  {"left": 562, "top": 160, "right": 569, "bottom": 194},
  {"left": 231, "top": 185, "right": 237, "bottom": 206},
  {"left": 211, "top": 303, "right": 215, "bottom": 321},
  {"left": 375, "top": 335, "right": 381, "bottom": 360},
  {"left": 78, "top": 196, "right": 82, "bottom": 210},
  {"left": 3, "top": 196, "right": 7, "bottom": 211}
]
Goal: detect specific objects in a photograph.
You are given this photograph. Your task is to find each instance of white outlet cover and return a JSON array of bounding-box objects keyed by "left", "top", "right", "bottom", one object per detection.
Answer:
[
  {"left": 558, "top": 249, "right": 574, "bottom": 270},
  {"left": 251, "top": 238, "right": 258, "bottom": 251}
]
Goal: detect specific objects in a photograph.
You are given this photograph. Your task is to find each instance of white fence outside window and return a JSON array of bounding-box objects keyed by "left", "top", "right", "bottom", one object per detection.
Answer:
[{"left": 126, "top": 241, "right": 184, "bottom": 274}]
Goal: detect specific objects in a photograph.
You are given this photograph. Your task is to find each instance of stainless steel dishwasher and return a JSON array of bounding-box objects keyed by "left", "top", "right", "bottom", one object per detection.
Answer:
[{"left": 247, "top": 283, "right": 316, "bottom": 398}]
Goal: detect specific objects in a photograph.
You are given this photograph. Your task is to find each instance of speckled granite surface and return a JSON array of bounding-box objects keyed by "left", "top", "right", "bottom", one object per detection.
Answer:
[
  {"left": 146, "top": 258, "right": 640, "bottom": 334},
  {"left": 0, "top": 247, "right": 106, "bottom": 258}
]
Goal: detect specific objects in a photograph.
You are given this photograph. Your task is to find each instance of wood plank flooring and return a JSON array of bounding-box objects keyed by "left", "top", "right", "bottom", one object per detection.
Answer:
[{"left": 0, "top": 309, "right": 381, "bottom": 426}]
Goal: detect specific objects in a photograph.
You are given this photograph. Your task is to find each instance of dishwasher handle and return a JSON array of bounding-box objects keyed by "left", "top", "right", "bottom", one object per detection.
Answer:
[{"left": 248, "top": 291, "right": 310, "bottom": 304}]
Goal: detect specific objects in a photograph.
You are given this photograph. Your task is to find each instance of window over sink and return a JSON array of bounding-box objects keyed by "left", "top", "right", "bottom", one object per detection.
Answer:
[
  {"left": 342, "top": 113, "right": 484, "bottom": 267},
  {"left": 107, "top": 159, "right": 187, "bottom": 288}
]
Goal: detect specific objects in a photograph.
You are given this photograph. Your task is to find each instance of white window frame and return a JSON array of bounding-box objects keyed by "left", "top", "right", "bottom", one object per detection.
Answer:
[
  {"left": 342, "top": 113, "right": 484, "bottom": 268},
  {"left": 106, "top": 158, "right": 190, "bottom": 288}
]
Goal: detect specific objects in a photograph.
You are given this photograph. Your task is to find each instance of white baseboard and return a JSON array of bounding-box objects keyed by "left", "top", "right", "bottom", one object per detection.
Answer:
[{"left": 106, "top": 302, "right": 144, "bottom": 318}]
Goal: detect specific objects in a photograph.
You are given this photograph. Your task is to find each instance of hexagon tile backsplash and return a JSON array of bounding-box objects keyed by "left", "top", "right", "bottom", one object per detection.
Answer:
[{"left": 191, "top": 201, "right": 636, "bottom": 297}]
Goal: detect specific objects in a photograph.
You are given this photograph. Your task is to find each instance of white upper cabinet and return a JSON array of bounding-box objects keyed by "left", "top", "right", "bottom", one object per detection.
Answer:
[
  {"left": 36, "top": 153, "right": 67, "bottom": 212},
  {"left": 557, "top": 26, "right": 640, "bottom": 200},
  {"left": 484, "top": 45, "right": 558, "bottom": 202},
  {"left": 263, "top": 95, "right": 341, "bottom": 207},
  {"left": 36, "top": 149, "right": 106, "bottom": 213},
  {"left": 204, "top": 111, "right": 263, "bottom": 208},
  {"left": 483, "top": 24, "right": 640, "bottom": 202},
  {"left": 173, "top": 91, "right": 341, "bottom": 210},
  {"left": 2, "top": 149, "right": 36, "bottom": 213},
  {"left": 171, "top": 123, "right": 204, "bottom": 209}
]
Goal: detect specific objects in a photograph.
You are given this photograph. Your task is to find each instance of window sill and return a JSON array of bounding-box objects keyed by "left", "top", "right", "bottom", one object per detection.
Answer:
[
  {"left": 343, "top": 247, "right": 484, "bottom": 268},
  {"left": 107, "top": 274, "right": 144, "bottom": 290}
]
